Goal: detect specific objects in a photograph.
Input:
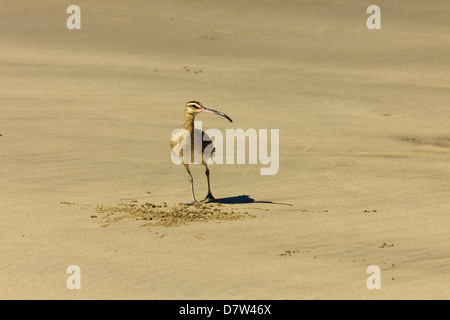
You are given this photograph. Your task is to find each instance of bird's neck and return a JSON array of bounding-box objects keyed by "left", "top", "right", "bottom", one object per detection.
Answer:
[{"left": 181, "top": 113, "right": 195, "bottom": 134}]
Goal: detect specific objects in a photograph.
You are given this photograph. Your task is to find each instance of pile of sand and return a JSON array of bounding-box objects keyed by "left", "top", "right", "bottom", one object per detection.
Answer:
[{"left": 64, "top": 199, "right": 254, "bottom": 228}]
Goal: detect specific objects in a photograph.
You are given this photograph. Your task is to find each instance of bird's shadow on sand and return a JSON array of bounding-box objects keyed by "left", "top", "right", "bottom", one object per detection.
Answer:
[{"left": 216, "top": 194, "right": 292, "bottom": 206}]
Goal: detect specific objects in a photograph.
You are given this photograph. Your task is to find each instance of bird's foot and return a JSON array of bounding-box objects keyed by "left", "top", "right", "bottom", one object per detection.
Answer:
[
  {"left": 202, "top": 193, "right": 218, "bottom": 203},
  {"left": 185, "top": 199, "right": 200, "bottom": 206}
]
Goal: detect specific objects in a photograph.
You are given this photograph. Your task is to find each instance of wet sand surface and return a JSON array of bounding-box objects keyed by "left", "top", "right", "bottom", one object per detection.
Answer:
[{"left": 0, "top": 0, "right": 449, "bottom": 299}]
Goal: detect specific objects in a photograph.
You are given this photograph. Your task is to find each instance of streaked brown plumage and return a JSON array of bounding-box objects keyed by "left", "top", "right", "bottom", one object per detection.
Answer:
[{"left": 170, "top": 101, "right": 232, "bottom": 205}]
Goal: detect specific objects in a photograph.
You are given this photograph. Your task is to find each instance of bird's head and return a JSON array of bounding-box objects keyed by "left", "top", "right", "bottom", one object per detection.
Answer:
[{"left": 185, "top": 101, "right": 233, "bottom": 122}]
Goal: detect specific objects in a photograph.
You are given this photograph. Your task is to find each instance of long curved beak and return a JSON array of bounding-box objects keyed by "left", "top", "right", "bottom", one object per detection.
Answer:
[{"left": 200, "top": 106, "right": 233, "bottom": 122}]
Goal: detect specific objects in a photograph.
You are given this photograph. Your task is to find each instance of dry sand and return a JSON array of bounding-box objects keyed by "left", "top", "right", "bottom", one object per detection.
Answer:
[{"left": 0, "top": 0, "right": 449, "bottom": 299}]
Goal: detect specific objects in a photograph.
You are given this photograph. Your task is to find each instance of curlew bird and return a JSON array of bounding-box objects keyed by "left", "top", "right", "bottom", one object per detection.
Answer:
[{"left": 170, "top": 101, "right": 232, "bottom": 205}]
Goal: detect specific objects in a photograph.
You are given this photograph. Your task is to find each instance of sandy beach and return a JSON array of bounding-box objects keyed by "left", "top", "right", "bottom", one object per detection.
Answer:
[{"left": 1, "top": 0, "right": 449, "bottom": 299}]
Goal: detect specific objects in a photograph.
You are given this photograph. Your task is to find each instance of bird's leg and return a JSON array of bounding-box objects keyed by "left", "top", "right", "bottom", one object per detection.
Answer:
[
  {"left": 202, "top": 163, "right": 217, "bottom": 203},
  {"left": 183, "top": 163, "right": 200, "bottom": 205}
]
